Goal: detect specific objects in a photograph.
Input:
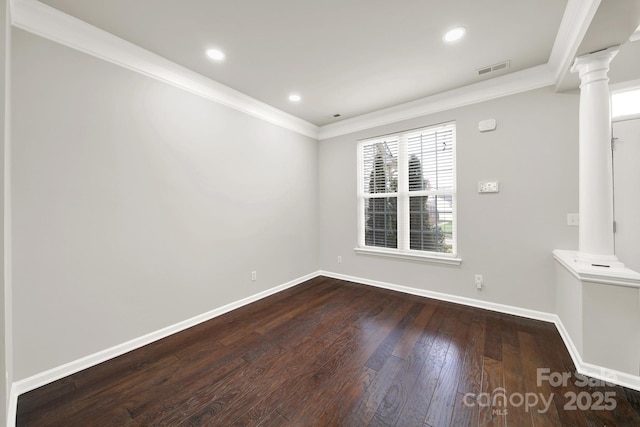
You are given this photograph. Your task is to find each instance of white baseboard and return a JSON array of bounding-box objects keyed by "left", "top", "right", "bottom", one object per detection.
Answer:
[
  {"left": 577, "top": 361, "right": 640, "bottom": 392},
  {"left": 553, "top": 314, "right": 640, "bottom": 392},
  {"left": 9, "top": 271, "right": 321, "bottom": 417},
  {"left": 320, "top": 270, "right": 640, "bottom": 393},
  {"left": 318, "top": 270, "right": 557, "bottom": 323},
  {"left": 551, "top": 312, "right": 584, "bottom": 372},
  {"left": 9, "top": 270, "right": 640, "bottom": 426},
  {"left": 6, "top": 383, "right": 18, "bottom": 427}
]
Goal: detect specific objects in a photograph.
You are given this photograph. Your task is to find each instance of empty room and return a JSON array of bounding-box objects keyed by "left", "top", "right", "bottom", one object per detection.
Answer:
[{"left": 2, "top": 0, "right": 640, "bottom": 426}]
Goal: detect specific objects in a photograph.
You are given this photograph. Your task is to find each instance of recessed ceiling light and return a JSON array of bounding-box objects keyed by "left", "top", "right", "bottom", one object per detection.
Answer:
[
  {"left": 206, "top": 48, "right": 225, "bottom": 61},
  {"left": 289, "top": 94, "right": 301, "bottom": 102},
  {"left": 443, "top": 27, "right": 466, "bottom": 43}
]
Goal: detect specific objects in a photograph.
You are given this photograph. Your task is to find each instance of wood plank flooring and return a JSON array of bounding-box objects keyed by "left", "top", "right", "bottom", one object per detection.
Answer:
[{"left": 16, "top": 276, "right": 640, "bottom": 426}]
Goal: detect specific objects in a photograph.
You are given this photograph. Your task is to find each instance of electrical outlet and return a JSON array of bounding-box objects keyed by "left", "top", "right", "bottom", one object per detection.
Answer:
[
  {"left": 251, "top": 271, "right": 257, "bottom": 281},
  {"left": 475, "top": 274, "right": 483, "bottom": 290},
  {"left": 337, "top": 256, "right": 343, "bottom": 264},
  {"left": 567, "top": 213, "right": 579, "bottom": 226}
]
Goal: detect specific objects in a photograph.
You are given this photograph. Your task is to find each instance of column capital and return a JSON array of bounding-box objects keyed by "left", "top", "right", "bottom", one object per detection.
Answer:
[{"left": 570, "top": 46, "right": 619, "bottom": 84}]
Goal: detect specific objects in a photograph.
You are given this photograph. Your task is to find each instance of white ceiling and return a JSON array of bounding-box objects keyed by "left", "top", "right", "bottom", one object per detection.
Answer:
[
  {"left": 37, "top": 0, "right": 570, "bottom": 126},
  {"left": 21, "top": 0, "right": 640, "bottom": 135}
]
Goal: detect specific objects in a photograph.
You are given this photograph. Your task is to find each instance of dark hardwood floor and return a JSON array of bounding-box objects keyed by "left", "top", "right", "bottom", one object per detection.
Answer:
[{"left": 16, "top": 276, "right": 640, "bottom": 426}]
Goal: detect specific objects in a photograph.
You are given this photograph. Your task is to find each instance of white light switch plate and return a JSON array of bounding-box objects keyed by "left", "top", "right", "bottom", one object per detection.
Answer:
[{"left": 478, "top": 181, "right": 499, "bottom": 193}]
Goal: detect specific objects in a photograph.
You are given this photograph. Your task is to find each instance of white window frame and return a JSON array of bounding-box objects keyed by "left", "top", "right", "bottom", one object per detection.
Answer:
[{"left": 355, "top": 122, "right": 461, "bottom": 265}]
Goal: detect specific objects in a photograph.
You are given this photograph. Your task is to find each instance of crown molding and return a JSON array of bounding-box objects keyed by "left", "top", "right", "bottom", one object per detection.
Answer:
[
  {"left": 9, "top": 0, "right": 319, "bottom": 139},
  {"left": 318, "top": 64, "right": 555, "bottom": 140},
  {"left": 9, "top": 0, "right": 597, "bottom": 142},
  {"left": 318, "top": 0, "right": 599, "bottom": 140}
]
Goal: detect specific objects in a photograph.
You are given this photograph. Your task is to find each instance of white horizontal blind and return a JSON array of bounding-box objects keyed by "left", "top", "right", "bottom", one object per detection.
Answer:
[
  {"left": 358, "top": 122, "right": 456, "bottom": 256},
  {"left": 360, "top": 138, "right": 399, "bottom": 248},
  {"left": 407, "top": 128, "right": 454, "bottom": 193}
]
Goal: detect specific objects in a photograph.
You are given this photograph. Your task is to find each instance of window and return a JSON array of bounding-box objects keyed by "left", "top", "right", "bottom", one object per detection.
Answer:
[
  {"left": 612, "top": 87, "right": 640, "bottom": 120},
  {"left": 357, "top": 122, "right": 457, "bottom": 262}
]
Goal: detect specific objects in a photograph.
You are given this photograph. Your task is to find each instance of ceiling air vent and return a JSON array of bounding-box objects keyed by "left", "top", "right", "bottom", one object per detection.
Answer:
[{"left": 477, "top": 60, "right": 510, "bottom": 76}]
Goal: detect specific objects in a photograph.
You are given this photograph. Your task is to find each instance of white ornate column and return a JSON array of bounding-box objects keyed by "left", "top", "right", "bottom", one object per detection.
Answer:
[{"left": 570, "top": 46, "right": 623, "bottom": 267}]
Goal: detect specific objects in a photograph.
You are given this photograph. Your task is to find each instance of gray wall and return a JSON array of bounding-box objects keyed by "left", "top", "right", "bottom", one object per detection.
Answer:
[
  {"left": 1, "top": 0, "right": 7, "bottom": 422},
  {"left": 319, "top": 87, "right": 579, "bottom": 313},
  {"left": 610, "top": 39, "right": 640, "bottom": 85},
  {"left": 7, "top": 15, "right": 593, "bottom": 387},
  {"left": 11, "top": 29, "right": 318, "bottom": 381}
]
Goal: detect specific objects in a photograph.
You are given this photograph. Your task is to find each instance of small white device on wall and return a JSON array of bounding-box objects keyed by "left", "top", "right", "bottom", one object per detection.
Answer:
[
  {"left": 478, "top": 119, "right": 497, "bottom": 132},
  {"left": 478, "top": 181, "right": 499, "bottom": 193}
]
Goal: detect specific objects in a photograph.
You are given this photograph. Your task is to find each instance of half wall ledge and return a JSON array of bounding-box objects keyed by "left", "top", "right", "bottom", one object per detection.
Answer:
[
  {"left": 553, "top": 249, "right": 640, "bottom": 288},
  {"left": 554, "top": 248, "right": 640, "bottom": 387}
]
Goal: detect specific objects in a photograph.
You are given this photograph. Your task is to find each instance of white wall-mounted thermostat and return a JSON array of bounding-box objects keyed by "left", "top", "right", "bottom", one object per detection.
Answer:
[{"left": 478, "top": 119, "right": 497, "bottom": 132}]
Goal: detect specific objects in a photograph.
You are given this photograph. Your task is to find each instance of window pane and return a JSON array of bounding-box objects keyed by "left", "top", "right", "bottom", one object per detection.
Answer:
[
  {"left": 409, "top": 195, "right": 452, "bottom": 253},
  {"left": 612, "top": 88, "right": 640, "bottom": 118},
  {"left": 365, "top": 196, "right": 398, "bottom": 248},
  {"left": 407, "top": 129, "right": 454, "bottom": 192},
  {"left": 362, "top": 139, "right": 398, "bottom": 194}
]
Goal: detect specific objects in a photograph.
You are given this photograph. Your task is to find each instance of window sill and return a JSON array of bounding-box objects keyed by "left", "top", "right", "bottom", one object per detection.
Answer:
[{"left": 354, "top": 247, "right": 462, "bottom": 266}]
